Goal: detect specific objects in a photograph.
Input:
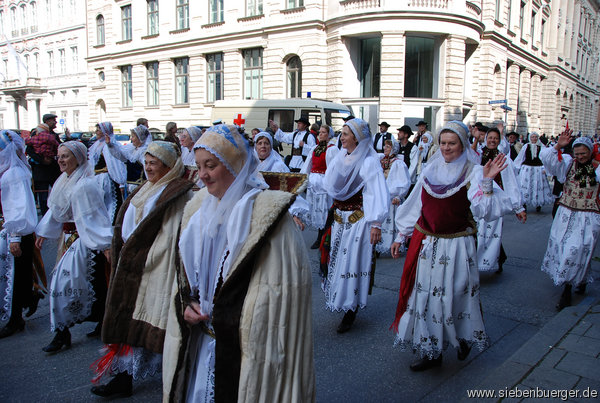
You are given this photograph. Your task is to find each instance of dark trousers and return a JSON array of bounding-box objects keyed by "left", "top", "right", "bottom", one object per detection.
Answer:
[
  {"left": 10, "top": 234, "right": 34, "bottom": 322},
  {"left": 33, "top": 180, "right": 52, "bottom": 215}
]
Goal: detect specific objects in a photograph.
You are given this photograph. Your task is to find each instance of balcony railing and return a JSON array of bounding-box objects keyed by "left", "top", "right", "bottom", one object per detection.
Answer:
[
  {"left": 407, "top": 0, "right": 449, "bottom": 8},
  {"left": 340, "top": 0, "right": 381, "bottom": 11}
]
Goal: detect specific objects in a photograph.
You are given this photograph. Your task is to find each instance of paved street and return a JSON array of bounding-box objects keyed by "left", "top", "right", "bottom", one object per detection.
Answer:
[{"left": 1, "top": 206, "right": 599, "bottom": 402}]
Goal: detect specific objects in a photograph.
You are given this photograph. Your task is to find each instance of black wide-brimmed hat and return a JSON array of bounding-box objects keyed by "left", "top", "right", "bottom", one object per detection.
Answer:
[
  {"left": 397, "top": 125, "right": 413, "bottom": 136},
  {"left": 295, "top": 117, "right": 310, "bottom": 125},
  {"left": 416, "top": 120, "right": 428, "bottom": 127},
  {"left": 378, "top": 121, "right": 390, "bottom": 127}
]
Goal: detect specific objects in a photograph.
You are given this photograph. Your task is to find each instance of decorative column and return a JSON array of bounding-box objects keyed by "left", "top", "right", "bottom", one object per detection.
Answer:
[
  {"left": 325, "top": 35, "right": 345, "bottom": 101},
  {"left": 505, "top": 62, "right": 520, "bottom": 131},
  {"left": 517, "top": 69, "right": 531, "bottom": 131},
  {"left": 223, "top": 50, "right": 241, "bottom": 99},
  {"left": 378, "top": 32, "right": 405, "bottom": 126},
  {"left": 443, "top": 35, "right": 466, "bottom": 123}
]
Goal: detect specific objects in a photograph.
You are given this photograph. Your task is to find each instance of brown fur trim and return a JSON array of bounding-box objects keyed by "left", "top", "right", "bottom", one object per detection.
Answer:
[
  {"left": 212, "top": 190, "right": 295, "bottom": 402},
  {"left": 102, "top": 177, "right": 194, "bottom": 352}
]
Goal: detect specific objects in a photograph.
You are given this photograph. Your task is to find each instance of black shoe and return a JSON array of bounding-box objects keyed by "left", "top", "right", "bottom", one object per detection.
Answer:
[
  {"left": 87, "top": 322, "right": 102, "bottom": 338},
  {"left": 536, "top": 206, "right": 542, "bottom": 212},
  {"left": 336, "top": 309, "right": 357, "bottom": 334},
  {"left": 457, "top": 340, "right": 471, "bottom": 361},
  {"left": 0, "top": 318, "right": 25, "bottom": 339},
  {"left": 310, "top": 239, "right": 320, "bottom": 249},
  {"left": 42, "top": 329, "right": 71, "bottom": 352},
  {"left": 575, "top": 283, "right": 587, "bottom": 295},
  {"left": 495, "top": 263, "right": 503, "bottom": 274},
  {"left": 91, "top": 372, "right": 133, "bottom": 398},
  {"left": 25, "top": 290, "right": 44, "bottom": 318},
  {"left": 556, "top": 287, "right": 572, "bottom": 311},
  {"left": 409, "top": 355, "right": 442, "bottom": 371}
]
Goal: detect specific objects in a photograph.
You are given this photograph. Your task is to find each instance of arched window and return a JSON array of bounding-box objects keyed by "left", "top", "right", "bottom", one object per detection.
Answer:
[
  {"left": 96, "top": 14, "right": 105, "bottom": 46},
  {"left": 286, "top": 56, "right": 302, "bottom": 98},
  {"left": 30, "top": 2, "right": 38, "bottom": 33}
]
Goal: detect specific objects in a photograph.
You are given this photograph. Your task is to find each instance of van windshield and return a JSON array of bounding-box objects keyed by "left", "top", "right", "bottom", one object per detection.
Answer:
[{"left": 325, "top": 109, "right": 352, "bottom": 134}]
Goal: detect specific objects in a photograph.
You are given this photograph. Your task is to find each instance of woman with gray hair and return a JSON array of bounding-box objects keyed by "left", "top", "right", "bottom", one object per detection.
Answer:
[
  {"left": 35, "top": 141, "right": 114, "bottom": 353},
  {"left": 321, "top": 118, "right": 390, "bottom": 333}
]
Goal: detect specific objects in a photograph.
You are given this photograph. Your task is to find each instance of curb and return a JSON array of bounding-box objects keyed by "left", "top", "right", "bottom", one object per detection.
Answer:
[{"left": 461, "top": 296, "right": 598, "bottom": 402}]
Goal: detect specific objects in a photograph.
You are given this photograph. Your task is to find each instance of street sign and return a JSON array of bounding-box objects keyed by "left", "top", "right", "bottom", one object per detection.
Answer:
[
  {"left": 59, "top": 119, "right": 65, "bottom": 124},
  {"left": 488, "top": 99, "right": 507, "bottom": 105},
  {"left": 501, "top": 105, "right": 512, "bottom": 111}
]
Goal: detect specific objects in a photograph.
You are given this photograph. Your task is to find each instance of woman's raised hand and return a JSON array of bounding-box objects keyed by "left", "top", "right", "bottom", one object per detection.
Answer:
[{"left": 483, "top": 153, "right": 507, "bottom": 179}]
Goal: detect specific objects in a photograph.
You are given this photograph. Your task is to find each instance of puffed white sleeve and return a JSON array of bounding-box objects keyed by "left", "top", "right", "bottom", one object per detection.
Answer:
[
  {"left": 361, "top": 156, "right": 390, "bottom": 228},
  {"left": 408, "top": 145, "right": 420, "bottom": 181},
  {"left": 288, "top": 194, "right": 309, "bottom": 218},
  {"left": 394, "top": 180, "right": 423, "bottom": 242},
  {"left": 468, "top": 165, "right": 514, "bottom": 222},
  {"left": 540, "top": 146, "right": 572, "bottom": 183},
  {"left": 274, "top": 128, "right": 293, "bottom": 145},
  {"left": 1, "top": 170, "right": 38, "bottom": 242},
  {"left": 300, "top": 146, "right": 315, "bottom": 174},
  {"left": 35, "top": 210, "right": 63, "bottom": 240},
  {"left": 302, "top": 133, "right": 316, "bottom": 157},
  {"left": 326, "top": 144, "right": 339, "bottom": 166},
  {"left": 387, "top": 159, "right": 411, "bottom": 200},
  {"left": 106, "top": 138, "right": 129, "bottom": 162},
  {"left": 513, "top": 144, "right": 527, "bottom": 171},
  {"left": 499, "top": 158, "right": 525, "bottom": 213},
  {"left": 71, "top": 178, "right": 113, "bottom": 251}
]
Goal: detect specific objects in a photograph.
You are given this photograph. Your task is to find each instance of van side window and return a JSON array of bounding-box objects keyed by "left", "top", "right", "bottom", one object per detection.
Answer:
[
  {"left": 268, "top": 109, "right": 294, "bottom": 132},
  {"left": 300, "top": 109, "right": 321, "bottom": 125}
]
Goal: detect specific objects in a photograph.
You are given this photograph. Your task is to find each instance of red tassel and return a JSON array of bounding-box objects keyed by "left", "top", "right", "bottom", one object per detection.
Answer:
[
  {"left": 557, "top": 149, "right": 563, "bottom": 162},
  {"left": 90, "top": 344, "right": 132, "bottom": 384},
  {"left": 319, "top": 227, "right": 331, "bottom": 265}
]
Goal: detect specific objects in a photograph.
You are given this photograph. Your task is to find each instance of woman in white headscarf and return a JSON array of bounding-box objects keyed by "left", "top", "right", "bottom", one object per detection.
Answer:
[
  {"left": 0, "top": 131, "right": 38, "bottom": 338},
  {"left": 376, "top": 137, "right": 410, "bottom": 255},
  {"left": 476, "top": 128, "right": 527, "bottom": 273},
  {"left": 514, "top": 131, "right": 553, "bottom": 212},
  {"left": 321, "top": 118, "right": 390, "bottom": 333},
  {"left": 163, "top": 125, "right": 315, "bottom": 402},
  {"left": 35, "top": 141, "right": 113, "bottom": 353},
  {"left": 179, "top": 127, "right": 203, "bottom": 166},
  {"left": 106, "top": 124, "right": 153, "bottom": 192},
  {"left": 390, "top": 121, "right": 513, "bottom": 371},
  {"left": 254, "top": 131, "right": 288, "bottom": 172},
  {"left": 89, "top": 122, "right": 127, "bottom": 222}
]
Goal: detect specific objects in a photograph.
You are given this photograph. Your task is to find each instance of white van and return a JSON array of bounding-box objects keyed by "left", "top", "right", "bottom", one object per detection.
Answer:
[{"left": 210, "top": 99, "right": 353, "bottom": 134}]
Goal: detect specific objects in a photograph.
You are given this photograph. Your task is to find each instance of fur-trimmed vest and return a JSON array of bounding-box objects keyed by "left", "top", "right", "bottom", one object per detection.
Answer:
[
  {"left": 163, "top": 188, "right": 316, "bottom": 403},
  {"left": 102, "top": 177, "right": 194, "bottom": 353}
]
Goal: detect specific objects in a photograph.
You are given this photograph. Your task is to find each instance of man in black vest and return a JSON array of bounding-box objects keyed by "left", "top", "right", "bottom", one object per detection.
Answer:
[
  {"left": 373, "top": 121, "right": 391, "bottom": 153},
  {"left": 396, "top": 125, "right": 418, "bottom": 184},
  {"left": 272, "top": 116, "right": 315, "bottom": 172}
]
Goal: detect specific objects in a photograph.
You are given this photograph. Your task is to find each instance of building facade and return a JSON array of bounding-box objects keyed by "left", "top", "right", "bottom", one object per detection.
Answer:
[
  {"left": 0, "top": 0, "right": 89, "bottom": 132},
  {"left": 3, "top": 1, "right": 597, "bottom": 136}
]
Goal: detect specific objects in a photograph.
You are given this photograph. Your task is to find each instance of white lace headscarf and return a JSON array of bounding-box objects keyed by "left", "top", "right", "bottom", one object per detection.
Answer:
[
  {"left": 127, "top": 124, "right": 153, "bottom": 164},
  {"left": 527, "top": 131, "right": 544, "bottom": 159},
  {"left": 48, "top": 141, "right": 94, "bottom": 222},
  {"left": 179, "top": 125, "right": 268, "bottom": 316},
  {"left": 254, "top": 131, "right": 285, "bottom": 171},
  {"left": 185, "top": 126, "right": 203, "bottom": 143},
  {"left": 422, "top": 121, "right": 479, "bottom": 196},
  {"left": 0, "top": 130, "right": 30, "bottom": 182},
  {"left": 323, "top": 118, "right": 378, "bottom": 200},
  {"left": 88, "top": 122, "right": 127, "bottom": 185}
]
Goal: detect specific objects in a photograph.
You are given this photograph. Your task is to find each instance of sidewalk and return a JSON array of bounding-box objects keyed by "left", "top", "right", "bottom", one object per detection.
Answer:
[{"left": 466, "top": 296, "right": 600, "bottom": 402}]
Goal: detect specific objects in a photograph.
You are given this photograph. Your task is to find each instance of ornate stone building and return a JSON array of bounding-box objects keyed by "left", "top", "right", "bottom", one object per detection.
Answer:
[
  {"left": 3, "top": 1, "right": 598, "bottom": 135},
  {"left": 0, "top": 0, "right": 88, "bottom": 131}
]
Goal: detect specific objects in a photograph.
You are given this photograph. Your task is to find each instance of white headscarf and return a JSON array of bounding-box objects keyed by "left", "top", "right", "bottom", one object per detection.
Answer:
[
  {"left": 527, "top": 131, "right": 544, "bottom": 159},
  {"left": 254, "top": 131, "right": 287, "bottom": 172},
  {"left": 0, "top": 130, "right": 30, "bottom": 182},
  {"left": 185, "top": 126, "right": 203, "bottom": 143},
  {"left": 179, "top": 125, "right": 267, "bottom": 316},
  {"left": 88, "top": 122, "right": 127, "bottom": 185},
  {"left": 323, "top": 118, "right": 378, "bottom": 200},
  {"left": 573, "top": 136, "right": 594, "bottom": 151},
  {"left": 421, "top": 121, "right": 479, "bottom": 197},
  {"left": 48, "top": 141, "right": 94, "bottom": 222},
  {"left": 125, "top": 125, "right": 153, "bottom": 164}
]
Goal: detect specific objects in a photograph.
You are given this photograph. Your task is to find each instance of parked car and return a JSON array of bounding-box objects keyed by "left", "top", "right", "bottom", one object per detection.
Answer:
[{"left": 115, "top": 133, "right": 130, "bottom": 146}]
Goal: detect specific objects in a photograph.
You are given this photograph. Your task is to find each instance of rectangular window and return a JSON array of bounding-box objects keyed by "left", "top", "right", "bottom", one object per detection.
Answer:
[
  {"left": 97, "top": 15, "right": 105, "bottom": 45},
  {"left": 121, "top": 5, "right": 132, "bottom": 41},
  {"left": 121, "top": 65, "right": 133, "bottom": 107},
  {"left": 48, "top": 51, "right": 54, "bottom": 76},
  {"left": 207, "top": 53, "right": 223, "bottom": 103},
  {"left": 530, "top": 11, "right": 536, "bottom": 41},
  {"left": 73, "top": 110, "right": 80, "bottom": 130},
  {"left": 495, "top": 0, "right": 501, "bottom": 21},
  {"left": 540, "top": 19, "right": 546, "bottom": 51},
  {"left": 147, "top": 0, "right": 159, "bottom": 35},
  {"left": 404, "top": 37, "right": 434, "bottom": 98},
  {"left": 30, "top": 3, "right": 37, "bottom": 33},
  {"left": 147, "top": 61, "right": 159, "bottom": 106},
  {"left": 287, "top": 0, "right": 303, "bottom": 8},
  {"left": 507, "top": 0, "right": 512, "bottom": 29},
  {"left": 360, "top": 38, "right": 380, "bottom": 98},
  {"left": 59, "top": 48, "right": 66, "bottom": 74},
  {"left": 71, "top": 46, "right": 78, "bottom": 72},
  {"left": 247, "top": 0, "right": 263, "bottom": 16},
  {"left": 210, "top": 0, "right": 224, "bottom": 24},
  {"left": 174, "top": 57, "right": 189, "bottom": 104},
  {"left": 243, "top": 48, "right": 263, "bottom": 100},
  {"left": 519, "top": 1, "right": 525, "bottom": 37},
  {"left": 176, "top": 0, "right": 189, "bottom": 30},
  {"left": 33, "top": 52, "right": 39, "bottom": 77}
]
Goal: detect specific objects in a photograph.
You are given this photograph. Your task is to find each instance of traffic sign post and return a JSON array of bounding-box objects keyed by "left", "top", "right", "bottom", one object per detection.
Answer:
[{"left": 488, "top": 99, "right": 507, "bottom": 105}]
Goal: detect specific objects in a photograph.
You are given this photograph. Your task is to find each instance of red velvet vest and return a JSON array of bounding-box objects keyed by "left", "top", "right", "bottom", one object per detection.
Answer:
[{"left": 415, "top": 186, "right": 475, "bottom": 237}]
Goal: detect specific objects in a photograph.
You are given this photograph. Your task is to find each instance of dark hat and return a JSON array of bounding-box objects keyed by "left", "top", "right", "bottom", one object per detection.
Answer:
[
  {"left": 474, "top": 122, "right": 484, "bottom": 129},
  {"left": 43, "top": 113, "right": 57, "bottom": 123},
  {"left": 397, "top": 125, "right": 413, "bottom": 135},
  {"left": 378, "top": 121, "right": 390, "bottom": 127},
  {"left": 416, "top": 120, "right": 428, "bottom": 127},
  {"left": 295, "top": 117, "right": 310, "bottom": 125},
  {"left": 342, "top": 115, "right": 356, "bottom": 122}
]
